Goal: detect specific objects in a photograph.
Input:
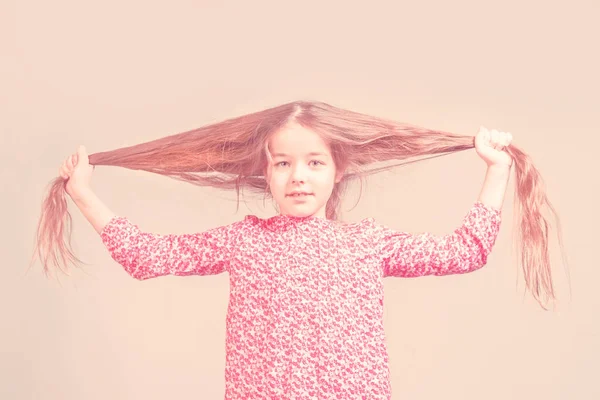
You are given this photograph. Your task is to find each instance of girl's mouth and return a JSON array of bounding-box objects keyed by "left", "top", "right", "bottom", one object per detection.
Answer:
[{"left": 289, "top": 193, "right": 312, "bottom": 197}]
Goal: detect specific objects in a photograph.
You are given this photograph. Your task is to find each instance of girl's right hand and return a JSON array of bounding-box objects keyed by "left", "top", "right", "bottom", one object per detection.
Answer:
[{"left": 59, "top": 145, "right": 95, "bottom": 200}]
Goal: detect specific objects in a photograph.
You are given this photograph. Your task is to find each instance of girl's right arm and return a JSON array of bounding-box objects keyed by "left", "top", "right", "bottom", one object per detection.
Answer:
[
  {"left": 72, "top": 189, "right": 116, "bottom": 234},
  {"left": 59, "top": 145, "right": 115, "bottom": 234},
  {"left": 99, "top": 216, "right": 248, "bottom": 280},
  {"left": 60, "top": 145, "right": 248, "bottom": 280}
]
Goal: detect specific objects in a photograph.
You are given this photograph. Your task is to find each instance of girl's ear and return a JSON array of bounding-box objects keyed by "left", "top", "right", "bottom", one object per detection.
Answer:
[{"left": 334, "top": 169, "right": 344, "bottom": 184}]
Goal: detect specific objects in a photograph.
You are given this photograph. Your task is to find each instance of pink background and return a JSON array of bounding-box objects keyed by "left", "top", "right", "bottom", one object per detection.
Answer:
[{"left": 3, "top": 1, "right": 598, "bottom": 399}]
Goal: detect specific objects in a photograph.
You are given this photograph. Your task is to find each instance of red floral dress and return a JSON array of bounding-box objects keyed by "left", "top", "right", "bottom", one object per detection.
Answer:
[{"left": 100, "top": 202, "right": 501, "bottom": 399}]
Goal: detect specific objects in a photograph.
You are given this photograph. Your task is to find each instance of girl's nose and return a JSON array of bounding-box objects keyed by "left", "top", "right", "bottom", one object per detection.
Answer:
[{"left": 291, "top": 166, "right": 308, "bottom": 183}]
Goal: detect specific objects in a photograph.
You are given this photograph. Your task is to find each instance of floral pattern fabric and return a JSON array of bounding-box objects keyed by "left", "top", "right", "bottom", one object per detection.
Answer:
[{"left": 100, "top": 202, "right": 501, "bottom": 399}]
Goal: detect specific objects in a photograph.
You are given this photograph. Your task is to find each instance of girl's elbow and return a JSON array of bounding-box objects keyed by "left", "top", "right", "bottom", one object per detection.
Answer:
[{"left": 433, "top": 255, "right": 489, "bottom": 276}]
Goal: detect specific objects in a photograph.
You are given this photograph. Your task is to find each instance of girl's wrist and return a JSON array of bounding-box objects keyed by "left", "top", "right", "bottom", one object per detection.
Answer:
[
  {"left": 71, "top": 187, "right": 95, "bottom": 204},
  {"left": 486, "top": 163, "right": 512, "bottom": 173}
]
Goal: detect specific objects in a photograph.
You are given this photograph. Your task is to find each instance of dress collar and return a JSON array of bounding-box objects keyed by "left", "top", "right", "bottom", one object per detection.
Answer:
[
  {"left": 244, "top": 213, "right": 373, "bottom": 233},
  {"left": 265, "top": 214, "right": 338, "bottom": 232}
]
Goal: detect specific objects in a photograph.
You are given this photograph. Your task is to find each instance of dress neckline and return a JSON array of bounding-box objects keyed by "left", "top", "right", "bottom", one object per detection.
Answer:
[{"left": 242, "top": 213, "right": 373, "bottom": 233}]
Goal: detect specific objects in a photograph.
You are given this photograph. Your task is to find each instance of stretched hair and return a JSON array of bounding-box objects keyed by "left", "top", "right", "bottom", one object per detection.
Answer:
[{"left": 30, "top": 100, "right": 568, "bottom": 310}]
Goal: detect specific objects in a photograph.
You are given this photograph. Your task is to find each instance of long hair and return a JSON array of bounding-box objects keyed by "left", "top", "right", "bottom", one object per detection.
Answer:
[{"left": 30, "top": 100, "right": 568, "bottom": 310}]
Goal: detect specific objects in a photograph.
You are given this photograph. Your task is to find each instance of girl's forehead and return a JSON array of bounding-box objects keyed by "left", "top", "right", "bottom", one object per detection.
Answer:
[{"left": 268, "top": 125, "right": 331, "bottom": 155}]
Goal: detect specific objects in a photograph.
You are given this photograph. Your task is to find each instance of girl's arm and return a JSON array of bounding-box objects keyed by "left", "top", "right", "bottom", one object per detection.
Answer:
[
  {"left": 68, "top": 164, "right": 245, "bottom": 280},
  {"left": 72, "top": 189, "right": 117, "bottom": 234},
  {"left": 477, "top": 165, "right": 511, "bottom": 210},
  {"left": 371, "top": 202, "right": 502, "bottom": 278},
  {"left": 99, "top": 216, "right": 248, "bottom": 280}
]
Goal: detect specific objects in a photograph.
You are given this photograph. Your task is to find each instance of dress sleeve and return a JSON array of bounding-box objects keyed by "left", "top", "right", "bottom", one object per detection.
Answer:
[
  {"left": 370, "top": 202, "right": 502, "bottom": 278},
  {"left": 99, "top": 216, "right": 248, "bottom": 280}
]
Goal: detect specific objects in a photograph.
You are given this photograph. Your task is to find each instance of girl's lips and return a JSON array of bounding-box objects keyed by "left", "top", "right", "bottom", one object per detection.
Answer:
[{"left": 290, "top": 195, "right": 311, "bottom": 202}]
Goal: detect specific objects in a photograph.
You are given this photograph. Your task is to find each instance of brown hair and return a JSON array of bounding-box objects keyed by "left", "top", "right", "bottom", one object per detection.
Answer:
[{"left": 30, "top": 100, "right": 568, "bottom": 310}]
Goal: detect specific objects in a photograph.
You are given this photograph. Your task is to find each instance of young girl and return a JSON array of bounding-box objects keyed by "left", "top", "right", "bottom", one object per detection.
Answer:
[{"left": 33, "top": 100, "right": 566, "bottom": 399}]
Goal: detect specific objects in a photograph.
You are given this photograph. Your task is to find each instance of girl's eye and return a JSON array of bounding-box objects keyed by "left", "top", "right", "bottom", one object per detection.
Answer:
[{"left": 275, "top": 160, "right": 324, "bottom": 167}]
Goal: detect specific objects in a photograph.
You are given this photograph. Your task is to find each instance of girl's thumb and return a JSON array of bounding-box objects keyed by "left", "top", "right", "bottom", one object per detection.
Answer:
[{"left": 77, "top": 145, "right": 89, "bottom": 164}]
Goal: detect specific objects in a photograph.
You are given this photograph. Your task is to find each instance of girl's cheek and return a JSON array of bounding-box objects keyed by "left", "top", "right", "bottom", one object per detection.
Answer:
[{"left": 272, "top": 175, "right": 288, "bottom": 187}]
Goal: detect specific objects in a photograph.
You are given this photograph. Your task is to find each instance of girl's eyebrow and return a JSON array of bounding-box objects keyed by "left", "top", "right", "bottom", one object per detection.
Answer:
[{"left": 272, "top": 152, "right": 328, "bottom": 157}]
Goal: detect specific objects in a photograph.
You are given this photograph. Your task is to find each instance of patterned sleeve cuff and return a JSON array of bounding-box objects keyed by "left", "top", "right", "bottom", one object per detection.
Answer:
[
  {"left": 473, "top": 201, "right": 502, "bottom": 221},
  {"left": 466, "top": 202, "right": 502, "bottom": 253},
  {"left": 99, "top": 216, "right": 131, "bottom": 246}
]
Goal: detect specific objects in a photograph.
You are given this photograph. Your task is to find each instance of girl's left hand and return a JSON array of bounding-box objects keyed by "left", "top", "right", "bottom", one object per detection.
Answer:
[{"left": 475, "top": 126, "right": 514, "bottom": 168}]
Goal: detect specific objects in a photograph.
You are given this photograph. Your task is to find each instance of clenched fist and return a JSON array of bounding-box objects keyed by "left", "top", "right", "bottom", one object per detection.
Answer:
[
  {"left": 474, "top": 126, "right": 514, "bottom": 168},
  {"left": 59, "top": 145, "right": 95, "bottom": 200}
]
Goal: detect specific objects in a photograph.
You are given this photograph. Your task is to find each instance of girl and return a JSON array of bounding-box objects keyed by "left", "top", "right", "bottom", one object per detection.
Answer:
[{"left": 32, "top": 100, "right": 566, "bottom": 399}]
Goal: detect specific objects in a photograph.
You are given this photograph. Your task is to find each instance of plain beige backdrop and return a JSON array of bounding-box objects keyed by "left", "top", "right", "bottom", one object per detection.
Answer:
[{"left": 2, "top": 0, "right": 599, "bottom": 399}]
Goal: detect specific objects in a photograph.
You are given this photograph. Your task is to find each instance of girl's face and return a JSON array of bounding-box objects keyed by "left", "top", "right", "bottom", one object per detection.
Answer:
[{"left": 266, "top": 124, "right": 343, "bottom": 219}]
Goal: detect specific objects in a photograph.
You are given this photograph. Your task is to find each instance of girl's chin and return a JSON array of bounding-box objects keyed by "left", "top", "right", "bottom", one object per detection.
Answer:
[{"left": 281, "top": 208, "right": 316, "bottom": 216}]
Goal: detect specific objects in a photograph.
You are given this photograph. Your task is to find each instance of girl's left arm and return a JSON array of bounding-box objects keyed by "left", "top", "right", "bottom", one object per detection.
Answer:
[
  {"left": 475, "top": 126, "right": 513, "bottom": 209},
  {"left": 476, "top": 163, "right": 512, "bottom": 210},
  {"left": 372, "top": 201, "right": 502, "bottom": 278},
  {"left": 372, "top": 164, "right": 509, "bottom": 278},
  {"left": 370, "top": 126, "right": 513, "bottom": 278}
]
